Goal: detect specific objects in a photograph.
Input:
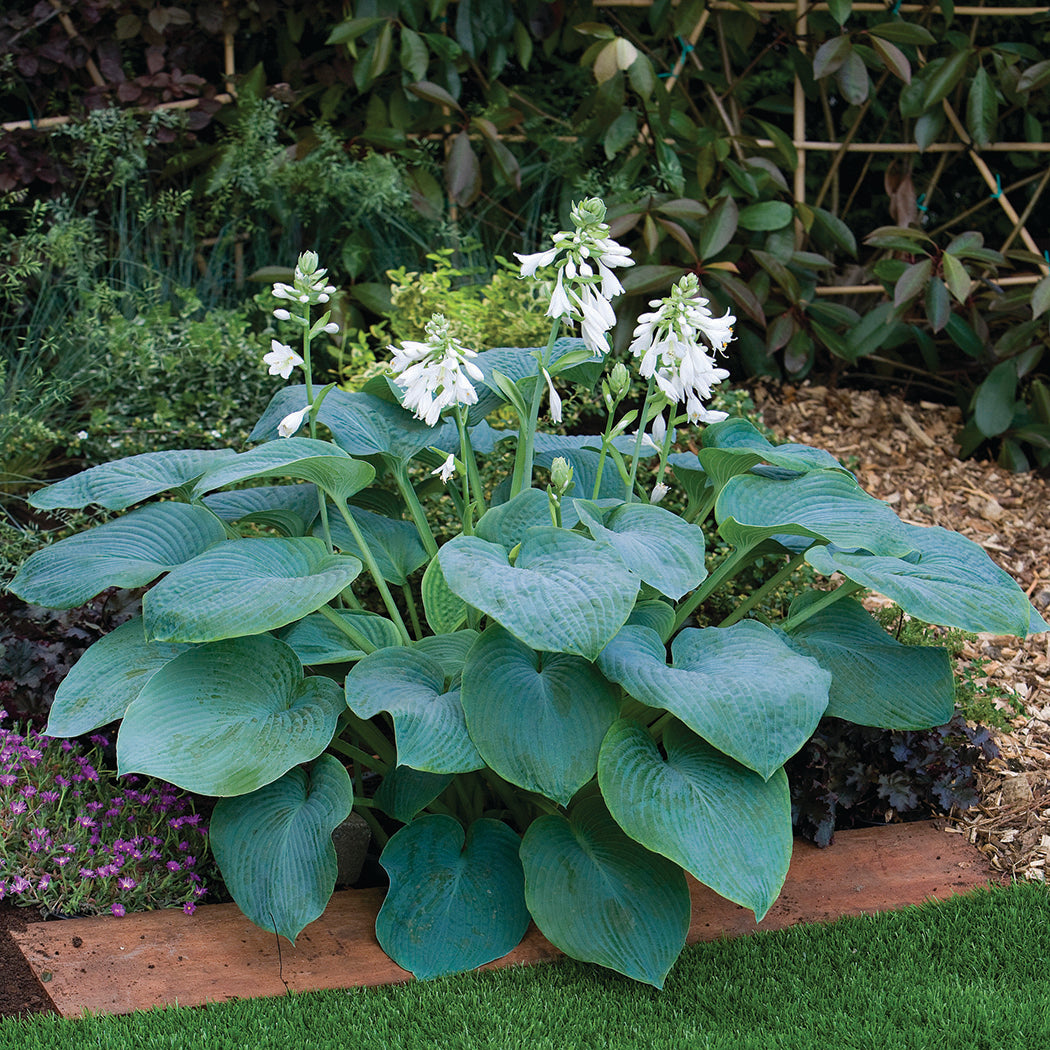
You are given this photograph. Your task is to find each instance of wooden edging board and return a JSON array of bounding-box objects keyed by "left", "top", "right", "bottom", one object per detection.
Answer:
[{"left": 12, "top": 820, "right": 996, "bottom": 1018}]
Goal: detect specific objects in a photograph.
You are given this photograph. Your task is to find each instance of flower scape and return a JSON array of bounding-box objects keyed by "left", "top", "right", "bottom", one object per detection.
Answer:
[{"left": 8, "top": 198, "right": 1047, "bottom": 988}]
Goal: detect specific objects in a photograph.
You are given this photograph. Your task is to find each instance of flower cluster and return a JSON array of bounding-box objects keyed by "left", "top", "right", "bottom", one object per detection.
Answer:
[
  {"left": 271, "top": 250, "right": 337, "bottom": 309},
  {"left": 515, "top": 197, "right": 634, "bottom": 356},
  {"left": 0, "top": 713, "right": 217, "bottom": 917},
  {"left": 628, "top": 273, "right": 735, "bottom": 424},
  {"left": 388, "top": 314, "right": 485, "bottom": 427}
]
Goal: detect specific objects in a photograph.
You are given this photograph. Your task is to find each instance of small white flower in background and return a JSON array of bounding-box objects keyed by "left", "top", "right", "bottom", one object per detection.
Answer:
[
  {"left": 650, "top": 482, "right": 669, "bottom": 504},
  {"left": 515, "top": 197, "right": 634, "bottom": 357},
  {"left": 263, "top": 339, "right": 305, "bottom": 379},
  {"left": 629, "top": 273, "right": 734, "bottom": 424},
  {"left": 277, "top": 405, "right": 310, "bottom": 439},
  {"left": 431, "top": 453, "right": 457, "bottom": 483},
  {"left": 388, "top": 314, "right": 485, "bottom": 427},
  {"left": 75, "top": 430, "right": 88, "bottom": 441}
]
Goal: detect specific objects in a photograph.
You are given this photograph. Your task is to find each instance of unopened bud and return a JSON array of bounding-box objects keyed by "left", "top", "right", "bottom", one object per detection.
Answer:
[
  {"left": 273, "top": 308, "right": 292, "bottom": 321},
  {"left": 571, "top": 197, "right": 607, "bottom": 228},
  {"left": 297, "top": 250, "right": 320, "bottom": 275},
  {"left": 550, "top": 456, "right": 574, "bottom": 496},
  {"left": 609, "top": 361, "right": 630, "bottom": 401}
]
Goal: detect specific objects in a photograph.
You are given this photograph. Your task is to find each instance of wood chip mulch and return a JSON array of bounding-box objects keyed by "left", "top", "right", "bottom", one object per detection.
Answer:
[{"left": 749, "top": 382, "right": 1050, "bottom": 885}]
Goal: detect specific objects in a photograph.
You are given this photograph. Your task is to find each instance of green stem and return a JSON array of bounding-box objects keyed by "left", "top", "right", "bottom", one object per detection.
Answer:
[
  {"left": 393, "top": 461, "right": 439, "bottom": 559},
  {"left": 510, "top": 317, "right": 562, "bottom": 498},
  {"left": 648, "top": 710, "right": 674, "bottom": 740},
  {"left": 339, "top": 709, "right": 396, "bottom": 768},
  {"left": 780, "top": 580, "right": 865, "bottom": 633},
  {"left": 355, "top": 804, "right": 389, "bottom": 850},
  {"left": 685, "top": 489, "right": 718, "bottom": 526},
  {"left": 718, "top": 552, "right": 807, "bottom": 628},
  {"left": 334, "top": 501, "right": 412, "bottom": 644},
  {"left": 624, "top": 376, "right": 657, "bottom": 504},
  {"left": 455, "top": 405, "right": 482, "bottom": 532},
  {"left": 316, "top": 602, "right": 377, "bottom": 654},
  {"left": 672, "top": 543, "right": 758, "bottom": 633},
  {"left": 402, "top": 582, "right": 424, "bottom": 640},
  {"left": 328, "top": 737, "right": 389, "bottom": 775}
]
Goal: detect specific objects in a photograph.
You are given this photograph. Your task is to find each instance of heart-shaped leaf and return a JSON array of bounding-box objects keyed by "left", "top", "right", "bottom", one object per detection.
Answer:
[
  {"left": 439, "top": 528, "right": 638, "bottom": 660},
  {"left": 475, "top": 488, "right": 559, "bottom": 548},
  {"left": 519, "top": 796, "right": 690, "bottom": 988},
  {"left": 715, "top": 468, "right": 915, "bottom": 556},
  {"left": 573, "top": 499, "right": 707, "bottom": 601},
  {"left": 344, "top": 646, "right": 483, "bottom": 773},
  {"left": 420, "top": 556, "right": 468, "bottom": 634},
  {"left": 598, "top": 719, "right": 791, "bottom": 920},
  {"left": 784, "top": 595, "right": 955, "bottom": 729},
  {"left": 461, "top": 626, "right": 620, "bottom": 805},
  {"left": 323, "top": 505, "right": 428, "bottom": 584},
  {"left": 117, "top": 635, "right": 345, "bottom": 795},
  {"left": 209, "top": 755, "right": 353, "bottom": 943},
  {"left": 373, "top": 765, "right": 453, "bottom": 824},
  {"left": 192, "top": 438, "right": 375, "bottom": 504},
  {"left": 597, "top": 622, "right": 831, "bottom": 779},
  {"left": 29, "top": 448, "right": 236, "bottom": 510},
  {"left": 280, "top": 610, "right": 403, "bottom": 665},
  {"left": 805, "top": 523, "right": 1037, "bottom": 637},
  {"left": 377, "top": 815, "right": 529, "bottom": 979},
  {"left": 46, "top": 619, "right": 194, "bottom": 737},
  {"left": 144, "top": 538, "right": 362, "bottom": 642},
  {"left": 8, "top": 503, "right": 228, "bottom": 608}
]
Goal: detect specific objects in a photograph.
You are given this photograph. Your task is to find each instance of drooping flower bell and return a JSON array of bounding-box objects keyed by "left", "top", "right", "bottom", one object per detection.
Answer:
[
  {"left": 628, "top": 274, "right": 734, "bottom": 424},
  {"left": 388, "top": 314, "right": 485, "bottom": 427},
  {"left": 515, "top": 197, "right": 634, "bottom": 357}
]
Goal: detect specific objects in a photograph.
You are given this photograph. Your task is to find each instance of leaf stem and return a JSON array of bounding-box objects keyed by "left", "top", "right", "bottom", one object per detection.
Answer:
[
  {"left": 401, "top": 582, "right": 424, "bottom": 640},
  {"left": 316, "top": 603, "right": 377, "bottom": 654},
  {"left": 672, "top": 542, "right": 758, "bottom": 633},
  {"left": 780, "top": 580, "right": 865, "bottom": 633},
  {"left": 339, "top": 709, "right": 397, "bottom": 769},
  {"left": 392, "top": 462, "right": 439, "bottom": 559},
  {"left": 718, "top": 552, "right": 807, "bottom": 628},
  {"left": 510, "top": 317, "right": 562, "bottom": 498},
  {"left": 624, "top": 376, "right": 657, "bottom": 504}
]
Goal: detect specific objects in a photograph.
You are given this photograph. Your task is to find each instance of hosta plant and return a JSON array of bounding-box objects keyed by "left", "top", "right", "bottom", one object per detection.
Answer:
[{"left": 9, "top": 202, "right": 1047, "bottom": 989}]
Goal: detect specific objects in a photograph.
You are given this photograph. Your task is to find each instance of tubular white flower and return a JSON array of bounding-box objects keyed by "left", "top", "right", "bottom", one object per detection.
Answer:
[
  {"left": 431, "top": 453, "right": 457, "bottom": 483},
  {"left": 541, "top": 368, "right": 562, "bottom": 424},
  {"left": 323, "top": 322, "right": 340, "bottom": 334},
  {"left": 515, "top": 197, "right": 634, "bottom": 356},
  {"left": 277, "top": 405, "right": 310, "bottom": 438},
  {"left": 273, "top": 308, "right": 292, "bottom": 321},
  {"left": 650, "top": 482, "right": 669, "bottom": 504},
  {"left": 263, "top": 339, "right": 305, "bottom": 379},
  {"left": 630, "top": 275, "right": 735, "bottom": 424},
  {"left": 388, "top": 315, "right": 485, "bottom": 427}
]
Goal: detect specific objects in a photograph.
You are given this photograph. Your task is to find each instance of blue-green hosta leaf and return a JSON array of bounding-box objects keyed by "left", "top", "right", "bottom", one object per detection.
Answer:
[
  {"left": 209, "top": 755, "right": 353, "bottom": 943},
  {"left": 203, "top": 483, "right": 320, "bottom": 526},
  {"left": 519, "top": 796, "right": 690, "bottom": 988},
  {"left": 666, "top": 452, "right": 713, "bottom": 507},
  {"left": 192, "top": 437, "right": 375, "bottom": 504},
  {"left": 28, "top": 448, "right": 236, "bottom": 511},
  {"left": 144, "top": 538, "right": 362, "bottom": 642},
  {"left": 420, "top": 556, "right": 468, "bottom": 634},
  {"left": 117, "top": 635, "right": 345, "bottom": 795},
  {"left": 805, "top": 523, "right": 1041, "bottom": 637},
  {"left": 716, "top": 469, "right": 915, "bottom": 556},
  {"left": 280, "top": 610, "right": 403, "bottom": 665},
  {"left": 626, "top": 599, "right": 677, "bottom": 641},
  {"left": 373, "top": 765, "right": 453, "bottom": 824},
  {"left": 8, "top": 503, "right": 228, "bottom": 608},
  {"left": 344, "top": 646, "right": 483, "bottom": 774},
  {"left": 573, "top": 499, "right": 707, "bottom": 601},
  {"left": 46, "top": 618, "right": 194, "bottom": 737},
  {"left": 250, "top": 386, "right": 437, "bottom": 460},
  {"left": 439, "top": 528, "right": 638, "bottom": 660},
  {"left": 475, "top": 488, "right": 559, "bottom": 548},
  {"left": 598, "top": 719, "right": 792, "bottom": 920},
  {"left": 784, "top": 595, "right": 955, "bottom": 729},
  {"left": 461, "top": 626, "right": 620, "bottom": 805},
  {"left": 597, "top": 622, "right": 831, "bottom": 779},
  {"left": 323, "top": 505, "right": 428, "bottom": 585},
  {"left": 377, "top": 815, "right": 530, "bottom": 979},
  {"left": 412, "top": 630, "right": 478, "bottom": 682}
]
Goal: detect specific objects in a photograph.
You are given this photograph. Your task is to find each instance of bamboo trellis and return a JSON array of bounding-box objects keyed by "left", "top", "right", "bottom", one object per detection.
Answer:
[{"left": 598, "top": 0, "right": 1050, "bottom": 288}]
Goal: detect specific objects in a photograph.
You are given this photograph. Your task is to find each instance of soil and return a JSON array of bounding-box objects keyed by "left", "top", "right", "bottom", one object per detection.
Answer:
[{"left": 2, "top": 380, "right": 1046, "bottom": 1020}]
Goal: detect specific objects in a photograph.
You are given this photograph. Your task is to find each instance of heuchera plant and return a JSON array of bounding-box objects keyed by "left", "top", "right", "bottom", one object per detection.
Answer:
[{"left": 9, "top": 200, "right": 1048, "bottom": 987}]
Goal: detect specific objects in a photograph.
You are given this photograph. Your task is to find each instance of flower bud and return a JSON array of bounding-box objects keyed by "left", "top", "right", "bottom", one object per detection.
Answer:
[
  {"left": 273, "top": 308, "right": 291, "bottom": 321},
  {"left": 550, "top": 456, "right": 574, "bottom": 496},
  {"left": 297, "top": 250, "right": 320, "bottom": 276},
  {"left": 609, "top": 361, "right": 630, "bottom": 401},
  {"left": 571, "top": 197, "right": 607, "bottom": 228},
  {"left": 324, "top": 322, "right": 340, "bottom": 334}
]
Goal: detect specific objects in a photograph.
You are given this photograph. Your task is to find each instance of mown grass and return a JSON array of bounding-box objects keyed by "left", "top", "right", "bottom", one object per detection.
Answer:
[{"left": 1, "top": 882, "right": 1047, "bottom": 1050}]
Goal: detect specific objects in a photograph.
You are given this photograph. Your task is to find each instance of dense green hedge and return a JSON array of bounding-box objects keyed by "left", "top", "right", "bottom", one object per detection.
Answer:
[{"left": 2, "top": 0, "right": 1049, "bottom": 467}]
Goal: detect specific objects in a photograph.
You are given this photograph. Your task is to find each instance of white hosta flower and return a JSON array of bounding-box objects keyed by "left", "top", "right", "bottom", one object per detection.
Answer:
[
  {"left": 650, "top": 482, "right": 669, "bottom": 504},
  {"left": 277, "top": 405, "right": 310, "bottom": 438},
  {"left": 541, "top": 368, "right": 562, "bottom": 424},
  {"left": 431, "top": 453, "right": 457, "bottom": 483},
  {"left": 514, "top": 197, "right": 634, "bottom": 356},
  {"left": 323, "top": 321, "right": 340, "bottom": 334},
  {"left": 263, "top": 339, "right": 305, "bottom": 379},
  {"left": 389, "top": 315, "right": 485, "bottom": 427},
  {"left": 629, "top": 274, "right": 734, "bottom": 424},
  {"left": 273, "top": 308, "right": 292, "bottom": 321}
]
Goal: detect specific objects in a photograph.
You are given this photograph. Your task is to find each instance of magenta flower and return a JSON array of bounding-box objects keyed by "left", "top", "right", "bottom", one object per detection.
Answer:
[
  {"left": 111, "top": 903, "right": 125, "bottom": 917},
  {"left": 183, "top": 902, "right": 196, "bottom": 916}
]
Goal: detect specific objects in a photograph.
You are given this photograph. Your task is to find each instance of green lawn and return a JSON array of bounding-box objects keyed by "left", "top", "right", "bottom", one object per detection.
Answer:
[{"left": 2, "top": 882, "right": 1047, "bottom": 1050}]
